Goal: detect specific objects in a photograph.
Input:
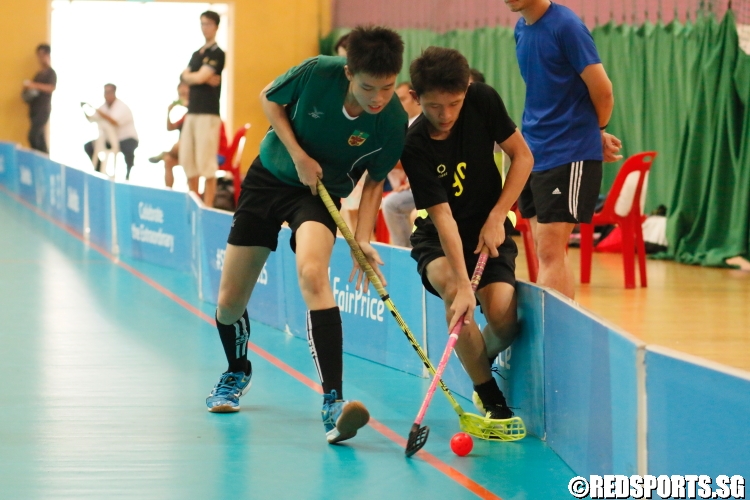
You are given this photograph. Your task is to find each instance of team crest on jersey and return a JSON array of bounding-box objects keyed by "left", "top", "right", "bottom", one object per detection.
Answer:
[{"left": 348, "top": 130, "right": 369, "bottom": 146}]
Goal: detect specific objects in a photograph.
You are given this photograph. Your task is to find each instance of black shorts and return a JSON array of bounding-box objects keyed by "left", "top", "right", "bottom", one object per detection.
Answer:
[
  {"left": 409, "top": 218, "right": 517, "bottom": 299},
  {"left": 227, "top": 156, "right": 340, "bottom": 252},
  {"left": 518, "top": 160, "right": 603, "bottom": 224}
]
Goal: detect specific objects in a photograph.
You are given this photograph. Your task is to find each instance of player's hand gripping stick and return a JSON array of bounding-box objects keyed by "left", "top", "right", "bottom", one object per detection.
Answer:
[{"left": 405, "top": 250, "right": 489, "bottom": 457}]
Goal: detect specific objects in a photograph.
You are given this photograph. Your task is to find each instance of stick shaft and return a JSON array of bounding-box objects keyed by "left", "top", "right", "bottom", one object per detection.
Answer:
[
  {"left": 317, "top": 181, "right": 464, "bottom": 414},
  {"left": 413, "top": 252, "right": 489, "bottom": 426}
]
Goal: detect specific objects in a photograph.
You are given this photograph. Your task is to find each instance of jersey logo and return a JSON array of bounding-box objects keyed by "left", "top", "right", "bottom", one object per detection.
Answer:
[
  {"left": 552, "top": 187, "right": 561, "bottom": 195},
  {"left": 436, "top": 164, "right": 447, "bottom": 178},
  {"left": 452, "top": 162, "right": 467, "bottom": 197},
  {"left": 348, "top": 130, "right": 369, "bottom": 146},
  {"left": 309, "top": 107, "right": 324, "bottom": 119}
]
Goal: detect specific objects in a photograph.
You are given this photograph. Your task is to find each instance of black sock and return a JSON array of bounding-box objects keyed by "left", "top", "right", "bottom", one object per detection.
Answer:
[
  {"left": 216, "top": 309, "right": 251, "bottom": 375},
  {"left": 307, "top": 307, "right": 343, "bottom": 399},
  {"left": 474, "top": 378, "right": 506, "bottom": 407}
]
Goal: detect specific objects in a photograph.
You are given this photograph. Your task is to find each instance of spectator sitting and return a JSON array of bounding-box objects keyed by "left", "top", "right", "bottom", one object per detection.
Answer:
[
  {"left": 83, "top": 83, "right": 139, "bottom": 180},
  {"left": 469, "top": 68, "right": 486, "bottom": 83},
  {"left": 22, "top": 43, "right": 57, "bottom": 154},
  {"left": 149, "top": 81, "right": 228, "bottom": 191},
  {"left": 334, "top": 33, "right": 350, "bottom": 56},
  {"left": 382, "top": 82, "right": 422, "bottom": 247}
]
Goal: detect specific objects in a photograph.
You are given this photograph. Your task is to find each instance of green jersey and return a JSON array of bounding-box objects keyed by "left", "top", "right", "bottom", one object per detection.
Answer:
[{"left": 260, "top": 56, "right": 407, "bottom": 198}]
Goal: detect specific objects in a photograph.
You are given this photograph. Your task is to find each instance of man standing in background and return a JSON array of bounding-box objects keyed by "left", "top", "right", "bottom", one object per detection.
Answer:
[
  {"left": 507, "top": 0, "right": 622, "bottom": 299},
  {"left": 181, "top": 10, "right": 225, "bottom": 208},
  {"left": 23, "top": 44, "right": 57, "bottom": 154}
]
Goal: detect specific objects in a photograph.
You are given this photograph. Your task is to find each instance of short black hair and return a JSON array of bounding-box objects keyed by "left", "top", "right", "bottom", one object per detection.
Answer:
[
  {"left": 334, "top": 33, "right": 350, "bottom": 54},
  {"left": 410, "top": 46, "right": 470, "bottom": 96},
  {"left": 469, "top": 68, "right": 486, "bottom": 83},
  {"left": 104, "top": 83, "right": 117, "bottom": 92},
  {"left": 201, "top": 10, "right": 220, "bottom": 26},
  {"left": 36, "top": 44, "right": 51, "bottom": 55},
  {"left": 346, "top": 26, "right": 404, "bottom": 77}
]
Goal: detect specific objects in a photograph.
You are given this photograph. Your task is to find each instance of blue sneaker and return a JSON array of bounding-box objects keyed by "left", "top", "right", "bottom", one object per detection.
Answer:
[
  {"left": 206, "top": 371, "right": 252, "bottom": 413},
  {"left": 321, "top": 390, "right": 370, "bottom": 444}
]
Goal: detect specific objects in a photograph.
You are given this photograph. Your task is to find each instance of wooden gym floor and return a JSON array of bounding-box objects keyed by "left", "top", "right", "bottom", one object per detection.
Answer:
[{"left": 515, "top": 240, "right": 750, "bottom": 373}]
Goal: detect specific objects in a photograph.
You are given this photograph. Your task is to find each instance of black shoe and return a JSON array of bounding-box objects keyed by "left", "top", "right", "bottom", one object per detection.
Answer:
[
  {"left": 486, "top": 388, "right": 514, "bottom": 420},
  {"left": 486, "top": 401, "right": 514, "bottom": 420}
]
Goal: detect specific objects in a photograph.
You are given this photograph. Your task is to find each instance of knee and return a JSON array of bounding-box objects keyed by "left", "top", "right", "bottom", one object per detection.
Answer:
[
  {"left": 536, "top": 238, "right": 566, "bottom": 265},
  {"left": 216, "top": 291, "right": 246, "bottom": 323},
  {"left": 297, "top": 261, "right": 329, "bottom": 295}
]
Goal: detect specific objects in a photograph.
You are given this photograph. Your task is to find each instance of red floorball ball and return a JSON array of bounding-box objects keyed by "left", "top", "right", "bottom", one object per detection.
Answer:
[{"left": 450, "top": 432, "right": 473, "bottom": 456}]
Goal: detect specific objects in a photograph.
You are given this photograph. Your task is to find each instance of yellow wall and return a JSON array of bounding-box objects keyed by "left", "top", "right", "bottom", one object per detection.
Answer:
[
  {"left": 1, "top": 0, "right": 331, "bottom": 168},
  {"left": 1, "top": 0, "right": 50, "bottom": 146}
]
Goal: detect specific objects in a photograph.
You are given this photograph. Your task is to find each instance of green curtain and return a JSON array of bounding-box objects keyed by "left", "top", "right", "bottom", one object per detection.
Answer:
[{"left": 324, "top": 12, "right": 750, "bottom": 265}]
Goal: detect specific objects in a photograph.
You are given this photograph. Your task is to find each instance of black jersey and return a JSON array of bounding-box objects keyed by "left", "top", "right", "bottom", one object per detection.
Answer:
[
  {"left": 30, "top": 67, "right": 57, "bottom": 117},
  {"left": 187, "top": 43, "right": 225, "bottom": 115},
  {"left": 401, "top": 82, "right": 517, "bottom": 249}
]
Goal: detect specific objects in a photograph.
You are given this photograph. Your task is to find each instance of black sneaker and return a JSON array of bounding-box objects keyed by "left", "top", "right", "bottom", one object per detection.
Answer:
[{"left": 486, "top": 401, "right": 514, "bottom": 420}]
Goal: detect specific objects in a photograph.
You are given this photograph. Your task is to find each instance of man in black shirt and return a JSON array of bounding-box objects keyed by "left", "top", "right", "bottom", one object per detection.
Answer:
[
  {"left": 181, "top": 10, "right": 225, "bottom": 207},
  {"left": 401, "top": 47, "right": 533, "bottom": 419},
  {"left": 23, "top": 44, "right": 57, "bottom": 154}
]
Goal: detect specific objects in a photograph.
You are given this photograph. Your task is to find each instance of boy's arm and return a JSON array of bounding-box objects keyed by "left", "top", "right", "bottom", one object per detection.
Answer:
[
  {"left": 580, "top": 64, "right": 622, "bottom": 163},
  {"left": 181, "top": 65, "right": 216, "bottom": 86},
  {"left": 259, "top": 80, "right": 322, "bottom": 194},
  {"left": 475, "top": 129, "right": 533, "bottom": 256},
  {"left": 427, "top": 203, "right": 476, "bottom": 330},
  {"left": 350, "top": 173, "right": 388, "bottom": 291}
]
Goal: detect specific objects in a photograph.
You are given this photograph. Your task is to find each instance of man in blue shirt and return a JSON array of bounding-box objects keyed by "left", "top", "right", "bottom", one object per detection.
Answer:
[{"left": 508, "top": 0, "right": 622, "bottom": 298}]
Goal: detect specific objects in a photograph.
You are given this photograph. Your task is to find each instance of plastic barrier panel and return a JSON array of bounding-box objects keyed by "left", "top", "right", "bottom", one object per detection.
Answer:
[
  {"left": 0, "top": 142, "right": 18, "bottom": 192},
  {"left": 187, "top": 194, "right": 202, "bottom": 285},
  {"left": 279, "top": 229, "right": 306, "bottom": 339},
  {"left": 16, "top": 149, "right": 37, "bottom": 205},
  {"left": 544, "top": 292, "right": 641, "bottom": 476},
  {"left": 199, "top": 207, "right": 231, "bottom": 303},
  {"left": 329, "top": 237, "right": 389, "bottom": 366},
  {"left": 36, "top": 158, "right": 64, "bottom": 221},
  {"left": 496, "top": 282, "right": 546, "bottom": 439},
  {"left": 378, "top": 244, "right": 425, "bottom": 377},
  {"left": 86, "top": 173, "right": 114, "bottom": 253},
  {"left": 64, "top": 166, "right": 85, "bottom": 235},
  {"left": 115, "top": 183, "right": 191, "bottom": 273},
  {"left": 646, "top": 346, "right": 750, "bottom": 476}
]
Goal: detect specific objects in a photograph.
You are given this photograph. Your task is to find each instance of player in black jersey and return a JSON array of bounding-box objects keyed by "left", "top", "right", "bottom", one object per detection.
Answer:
[{"left": 401, "top": 47, "right": 533, "bottom": 419}]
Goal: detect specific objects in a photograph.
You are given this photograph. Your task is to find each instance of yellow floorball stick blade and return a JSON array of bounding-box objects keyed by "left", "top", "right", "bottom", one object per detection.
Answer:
[{"left": 459, "top": 414, "right": 527, "bottom": 442}]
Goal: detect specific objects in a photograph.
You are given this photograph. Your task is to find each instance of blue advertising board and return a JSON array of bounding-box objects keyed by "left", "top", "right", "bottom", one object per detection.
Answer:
[
  {"left": 36, "top": 158, "right": 64, "bottom": 222},
  {"left": 86, "top": 172, "right": 114, "bottom": 253},
  {"left": 378, "top": 244, "right": 426, "bottom": 377},
  {"left": 0, "top": 142, "right": 18, "bottom": 192},
  {"left": 496, "top": 282, "right": 546, "bottom": 439},
  {"left": 646, "top": 346, "right": 750, "bottom": 476},
  {"left": 115, "top": 183, "right": 191, "bottom": 273},
  {"left": 64, "top": 166, "right": 85, "bottom": 235},
  {"left": 544, "top": 292, "right": 641, "bottom": 476},
  {"left": 16, "top": 149, "right": 37, "bottom": 205}
]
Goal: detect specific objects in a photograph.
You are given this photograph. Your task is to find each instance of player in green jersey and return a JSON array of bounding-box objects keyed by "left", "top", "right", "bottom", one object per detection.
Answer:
[{"left": 205, "top": 26, "right": 407, "bottom": 445}]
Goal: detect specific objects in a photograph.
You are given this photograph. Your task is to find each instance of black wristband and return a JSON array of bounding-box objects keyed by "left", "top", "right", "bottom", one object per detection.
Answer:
[{"left": 599, "top": 123, "right": 608, "bottom": 130}]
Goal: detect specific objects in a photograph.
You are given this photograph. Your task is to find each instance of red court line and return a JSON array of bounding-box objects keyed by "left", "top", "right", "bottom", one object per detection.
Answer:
[{"left": 1, "top": 185, "right": 503, "bottom": 500}]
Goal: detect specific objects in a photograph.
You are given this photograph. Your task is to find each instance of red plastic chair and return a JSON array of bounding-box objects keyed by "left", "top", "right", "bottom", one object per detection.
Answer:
[
  {"left": 219, "top": 123, "right": 251, "bottom": 206},
  {"left": 580, "top": 151, "right": 657, "bottom": 289},
  {"left": 513, "top": 208, "right": 538, "bottom": 283}
]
